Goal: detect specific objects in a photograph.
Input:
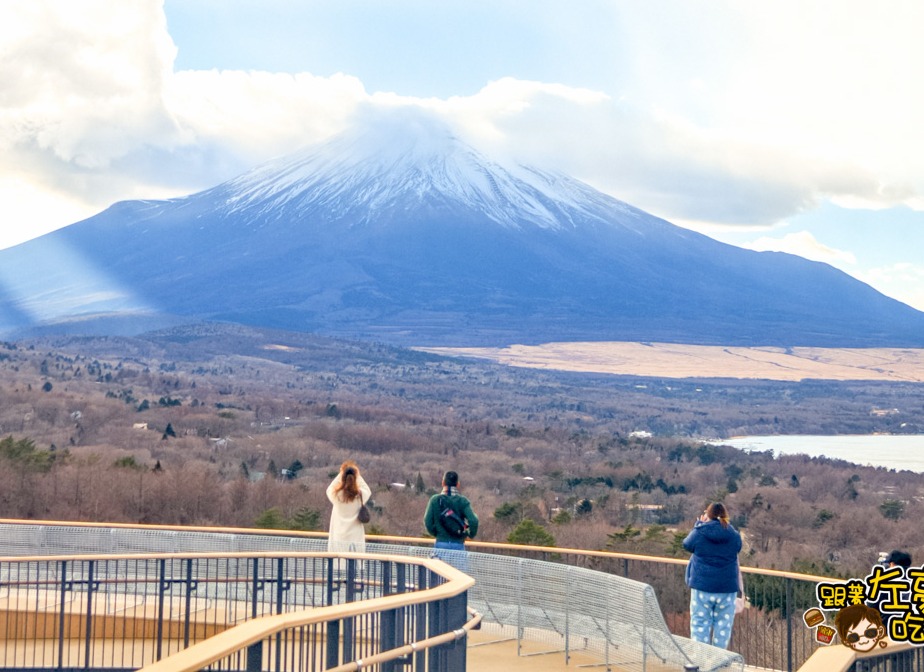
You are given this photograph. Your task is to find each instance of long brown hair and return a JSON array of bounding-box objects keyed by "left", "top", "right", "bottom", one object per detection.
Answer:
[
  {"left": 334, "top": 460, "right": 361, "bottom": 502},
  {"left": 706, "top": 502, "right": 730, "bottom": 528}
]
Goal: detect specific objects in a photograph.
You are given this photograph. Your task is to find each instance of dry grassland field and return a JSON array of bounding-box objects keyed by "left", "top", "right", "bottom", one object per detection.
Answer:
[{"left": 418, "top": 343, "right": 924, "bottom": 382}]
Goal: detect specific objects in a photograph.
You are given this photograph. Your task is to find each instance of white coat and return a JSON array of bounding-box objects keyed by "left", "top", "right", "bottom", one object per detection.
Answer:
[{"left": 326, "top": 473, "right": 372, "bottom": 553}]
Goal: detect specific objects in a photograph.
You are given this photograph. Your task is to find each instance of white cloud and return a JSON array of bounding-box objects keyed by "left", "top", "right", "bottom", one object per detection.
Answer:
[
  {"left": 0, "top": 1, "right": 178, "bottom": 167},
  {"left": 0, "top": 0, "right": 922, "bottom": 256},
  {"left": 166, "top": 69, "right": 368, "bottom": 163},
  {"left": 603, "top": 1, "right": 924, "bottom": 222},
  {"left": 1, "top": 178, "right": 100, "bottom": 249},
  {"left": 859, "top": 263, "right": 924, "bottom": 312}
]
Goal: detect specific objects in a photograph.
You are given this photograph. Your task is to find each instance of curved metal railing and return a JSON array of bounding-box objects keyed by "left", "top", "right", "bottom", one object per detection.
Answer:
[
  {"left": 0, "top": 519, "right": 836, "bottom": 670},
  {"left": 134, "top": 554, "right": 479, "bottom": 672},
  {"left": 0, "top": 549, "right": 474, "bottom": 672}
]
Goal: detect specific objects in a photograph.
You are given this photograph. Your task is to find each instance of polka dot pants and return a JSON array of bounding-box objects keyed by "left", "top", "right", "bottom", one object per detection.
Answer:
[{"left": 690, "top": 589, "right": 737, "bottom": 649}]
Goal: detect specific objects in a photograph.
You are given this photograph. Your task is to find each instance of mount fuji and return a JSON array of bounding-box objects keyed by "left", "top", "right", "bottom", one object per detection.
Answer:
[{"left": 2, "top": 113, "right": 924, "bottom": 347}]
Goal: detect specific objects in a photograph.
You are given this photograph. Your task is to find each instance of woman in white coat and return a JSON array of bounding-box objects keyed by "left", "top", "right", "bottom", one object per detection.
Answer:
[{"left": 326, "top": 460, "right": 372, "bottom": 553}]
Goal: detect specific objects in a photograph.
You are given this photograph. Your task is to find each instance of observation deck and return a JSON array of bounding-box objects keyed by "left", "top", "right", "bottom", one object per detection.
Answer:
[{"left": 0, "top": 519, "right": 907, "bottom": 672}]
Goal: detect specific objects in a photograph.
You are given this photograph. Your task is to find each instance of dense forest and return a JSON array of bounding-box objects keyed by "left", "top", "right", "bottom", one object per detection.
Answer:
[{"left": 2, "top": 323, "right": 924, "bottom": 577}]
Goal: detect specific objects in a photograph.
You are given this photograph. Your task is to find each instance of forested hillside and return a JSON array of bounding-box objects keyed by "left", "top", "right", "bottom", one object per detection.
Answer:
[{"left": 1, "top": 324, "right": 923, "bottom": 576}]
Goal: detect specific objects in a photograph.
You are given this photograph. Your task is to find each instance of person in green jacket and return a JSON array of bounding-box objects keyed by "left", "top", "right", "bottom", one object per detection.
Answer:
[{"left": 424, "top": 470, "right": 479, "bottom": 556}]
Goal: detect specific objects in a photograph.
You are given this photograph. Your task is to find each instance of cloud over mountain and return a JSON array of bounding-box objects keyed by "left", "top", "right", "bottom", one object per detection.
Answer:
[{"left": 2, "top": 114, "right": 923, "bottom": 349}]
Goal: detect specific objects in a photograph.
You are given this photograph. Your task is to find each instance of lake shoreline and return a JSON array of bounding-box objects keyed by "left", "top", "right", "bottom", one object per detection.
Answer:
[{"left": 706, "top": 434, "right": 924, "bottom": 473}]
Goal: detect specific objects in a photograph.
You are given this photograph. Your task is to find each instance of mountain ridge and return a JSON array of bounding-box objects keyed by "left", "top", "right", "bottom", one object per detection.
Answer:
[{"left": 2, "top": 115, "right": 924, "bottom": 348}]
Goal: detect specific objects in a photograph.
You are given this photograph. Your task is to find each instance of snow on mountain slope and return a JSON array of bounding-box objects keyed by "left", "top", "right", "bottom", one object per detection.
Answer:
[{"left": 221, "top": 113, "right": 642, "bottom": 231}]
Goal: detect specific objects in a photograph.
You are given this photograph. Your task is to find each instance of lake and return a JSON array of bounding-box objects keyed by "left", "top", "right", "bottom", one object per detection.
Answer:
[{"left": 712, "top": 435, "right": 924, "bottom": 473}]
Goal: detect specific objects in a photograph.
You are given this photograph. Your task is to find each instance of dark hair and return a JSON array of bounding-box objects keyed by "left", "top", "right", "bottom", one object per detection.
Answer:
[
  {"left": 706, "top": 502, "right": 730, "bottom": 528},
  {"left": 334, "top": 460, "right": 361, "bottom": 502},
  {"left": 443, "top": 471, "right": 459, "bottom": 488},
  {"left": 834, "top": 604, "right": 883, "bottom": 641},
  {"left": 886, "top": 550, "right": 912, "bottom": 569}
]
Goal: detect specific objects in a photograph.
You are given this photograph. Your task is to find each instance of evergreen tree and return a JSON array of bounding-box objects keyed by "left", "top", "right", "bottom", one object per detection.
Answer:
[
  {"left": 494, "top": 501, "right": 522, "bottom": 523},
  {"left": 289, "top": 507, "right": 322, "bottom": 531},
  {"left": 255, "top": 508, "right": 285, "bottom": 529},
  {"left": 507, "top": 519, "right": 555, "bottom": 547},
  {"left": 880, "top": 499, "right": 905, "bottom": 521}
]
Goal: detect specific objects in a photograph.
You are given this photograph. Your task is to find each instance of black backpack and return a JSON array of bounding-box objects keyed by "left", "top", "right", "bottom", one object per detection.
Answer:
[{"left": 438, "top": 495, "right": 468, "bottom": 538}]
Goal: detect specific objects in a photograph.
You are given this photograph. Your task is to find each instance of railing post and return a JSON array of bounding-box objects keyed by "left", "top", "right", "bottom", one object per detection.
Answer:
[
  {"left": 326, "top": 557, "right": 340, "bottom": 668},
  {"left": 345, "top": 558, "right": 357, "bottom": 602},
  {"left": 57, "top": 560, "right": 68, "bottom": 670},
  {"left": 325, "top": 557, "right": 335, "bottom": 606},
  {"left": 156, "top": 558, "right": 167, "bottom": 661},
  {"left": 275, "top": 557, "right": 285, "bottom": 672},
  {"left": 444, "top": 592, "right": 468, "bottom": 672},
  {"left": 246, "top": 640, "right": 263, "bottom": 672},
  {"left": 275, "top": 557, "right": 286, "bottom": 614},
  {"left": 602, "top": 578, "right": 609, "bottom": 668},
  {"left": 427, "top": 590, "right": 442, "bottom": 672},
  {"left": 183, "top": 558, "right": 196, "bottom": 649},
  {"left": 381, "top": 563, "right": 397, "bottom": 672},
  {"left": 382, "top": 562, "right": 407, "bottom": 672},
  {"left": 251, "top": 557, "right": 261, "bottom": 619},
  {"left": 785, "top": 577, "right": 794, "bottom": 672},
  {"left": 516, "top": 559, "right": 524, "bottom": 656},
  {"left": 326, "top": 619, "right": 341, "bottom": 668},
  {"left": 381, "top": 608, "right": 398, "bottom": 672},
  {"left": 84, "top": 560, "right": 95, "bottom": 669},
  {"left": 416, "top": 565, "right": 428, "bottom": 670},
  {"left": 564, "top": 569, "right": 571, "bottom": 664},
  {"left": 394, "top": 562, "right": 409, "bottom": 671},
  {"left": 342, "top": 559, "right": 356, "bottom": 664}
]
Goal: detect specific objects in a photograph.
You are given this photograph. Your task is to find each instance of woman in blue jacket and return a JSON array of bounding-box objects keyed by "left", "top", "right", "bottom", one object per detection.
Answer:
[{"left": 683, "top": 502, "right": 743, "bottom": 649}]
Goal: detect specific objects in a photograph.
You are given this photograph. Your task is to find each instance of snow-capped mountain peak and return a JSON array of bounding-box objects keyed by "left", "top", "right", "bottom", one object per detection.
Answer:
[{"left": 222, "top": 112, "right": 634, "bottom": 230}]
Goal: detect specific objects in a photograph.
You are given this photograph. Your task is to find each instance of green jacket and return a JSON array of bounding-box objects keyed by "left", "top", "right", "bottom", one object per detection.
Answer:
[{"left": 424, "top": 488, "right": 479, "bottom": 542}]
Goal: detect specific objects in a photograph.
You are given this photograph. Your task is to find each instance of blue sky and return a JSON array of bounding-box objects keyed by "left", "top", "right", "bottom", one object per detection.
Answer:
[{"left": 2, "top": 1, "right": 923, "bottom": 311}]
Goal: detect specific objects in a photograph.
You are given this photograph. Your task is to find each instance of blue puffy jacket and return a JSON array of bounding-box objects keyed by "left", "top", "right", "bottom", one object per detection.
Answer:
[{"left": 683, "top": 519, "right": 742, "bottom": 594}]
